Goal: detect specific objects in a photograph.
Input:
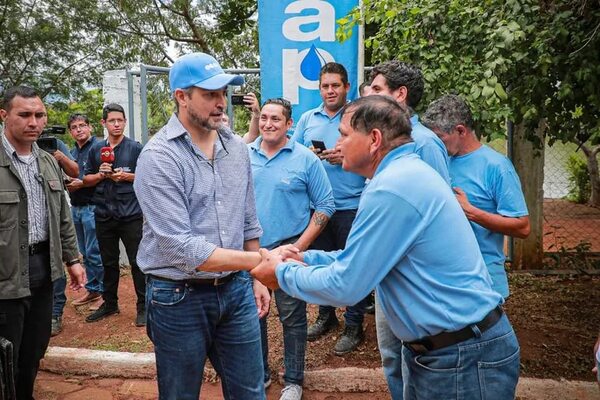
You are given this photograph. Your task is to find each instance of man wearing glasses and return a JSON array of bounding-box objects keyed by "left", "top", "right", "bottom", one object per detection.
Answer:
[
  {"left": 83, "top": 104, "right": 146, "bottom": 326},
  {"left": 134, "top": 52, "right": 270, "bottom": 399},
  {"left": 64, "top": 115, "right": 105, "bottom": 308}
]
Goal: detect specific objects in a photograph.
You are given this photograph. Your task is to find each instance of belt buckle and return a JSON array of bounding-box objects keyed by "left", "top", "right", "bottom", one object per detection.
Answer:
[
  {"left": 407, "top": 342, "right": 429, "bottom": 355},
  {"left": 213, "top": 276, "right": 225, "bottom": 286}
]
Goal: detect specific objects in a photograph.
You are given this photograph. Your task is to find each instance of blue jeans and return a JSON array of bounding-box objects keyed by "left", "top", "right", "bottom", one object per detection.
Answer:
[
  {"left": 375, "top": 294, "right": 404, "bottom": 399},
  {"left": 72, "top": 205, "right": 104, "bottom": 294},
  {"left": 260, "top": 289, "right": 307, "bottom": 385},
  {"left": 146, "top": 272, "right": 265, "bottom": 400},
  {"left": 312, "top": 209, "right": 368, "bottom": 326},
  {"left": 402, "top": 313, "right": 520, "bottom": 400},
  {"left": 52, "top": 276, "right": 67, "bottom": 318}
]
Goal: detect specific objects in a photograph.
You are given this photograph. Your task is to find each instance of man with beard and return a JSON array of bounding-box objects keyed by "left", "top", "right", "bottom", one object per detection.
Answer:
[{"left": 133, "top": 52, "right": 270, "bottom": 399}]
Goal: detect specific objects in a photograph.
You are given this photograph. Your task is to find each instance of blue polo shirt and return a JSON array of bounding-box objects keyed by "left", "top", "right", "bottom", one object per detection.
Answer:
[
  {"left": 449, "top": 145, "right": 528, "bottom": 298},
  {"left": 290, "top": 104, "right": 365, "bottom": 210},
  {"left": 410, "top": 114, "right": 451, "bottom": 184},
  {"left": 249, "top": 138, "right": 335, "bottom": 249},
  {"left": 69, "top": 136, "right": 100, "bottom": 206},
  {"left": 85, "top": 136, "right": 143, "bottom": 221},
  {"left": 276, "top": 143, "right": 502, "bottom": 342}
]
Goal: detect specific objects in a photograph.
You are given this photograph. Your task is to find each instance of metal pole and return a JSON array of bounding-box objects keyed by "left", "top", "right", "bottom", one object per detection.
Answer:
[
  {"left": 357, "top": 0, "right": 365, "bottom": 87},
  {"left": 140, "top": 64, "right": 148, "bottom": 144},
  {"left": 507, "top": 119, "right": 514, "bottom": 262},
  {"left": 126, "top": 70, "right": 135, "bottom": 141}
]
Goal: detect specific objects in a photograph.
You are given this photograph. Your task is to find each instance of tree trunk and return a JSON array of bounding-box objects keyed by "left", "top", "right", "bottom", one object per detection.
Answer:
[
  {"left": 580, "top": 143, "right": 600, "bottom": 208},
  {"left": 511, "top": 122, "right": 545, "bottom": 269}
]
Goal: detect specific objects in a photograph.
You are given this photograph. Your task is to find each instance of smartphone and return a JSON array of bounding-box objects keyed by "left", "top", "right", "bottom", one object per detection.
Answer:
[
  {"left": 231, "top": 94, "right": 246, "bottom": 106},
  {"left": 311, "top": 140, "right": 327, "bottom": 152}
]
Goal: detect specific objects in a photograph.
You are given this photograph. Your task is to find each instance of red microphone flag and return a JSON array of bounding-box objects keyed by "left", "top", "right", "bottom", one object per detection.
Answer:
[{"left": 100, "top": 146, "right": 115, "bottom": 163}]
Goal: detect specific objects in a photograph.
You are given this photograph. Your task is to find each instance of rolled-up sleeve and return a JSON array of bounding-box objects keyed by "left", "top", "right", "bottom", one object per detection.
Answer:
[{"left": 307, "top": 157, "right": 335, "bottom": 217}]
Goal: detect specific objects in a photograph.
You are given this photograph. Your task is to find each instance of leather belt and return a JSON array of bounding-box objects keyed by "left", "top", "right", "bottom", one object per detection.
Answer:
[
  {"left": 149, "top": 272, "right": 238, "bottom": 287},
  {"left": 29, "top": 241, "right": 49, "bottom": 256},
  {"left": 405, "top": 305, "right": 504, "bottom": 355}
]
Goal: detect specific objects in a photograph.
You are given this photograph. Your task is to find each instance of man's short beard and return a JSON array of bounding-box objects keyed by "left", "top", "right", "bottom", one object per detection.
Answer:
[{"left": 189, "top": 109, "right": 221, "bottom": 132}]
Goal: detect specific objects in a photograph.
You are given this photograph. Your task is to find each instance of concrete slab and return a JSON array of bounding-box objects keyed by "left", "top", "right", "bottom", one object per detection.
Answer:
[{"left": 41, "top": 346, "right": 600, "bottom": 399}]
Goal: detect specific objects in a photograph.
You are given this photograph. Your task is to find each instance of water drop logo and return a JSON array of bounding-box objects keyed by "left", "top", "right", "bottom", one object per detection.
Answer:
[
  {"left": 300, "top": 45, "right": 326, "bottom": 81},
  {"left": 282, "top": 46, "right": 334, "bottom": 104}
]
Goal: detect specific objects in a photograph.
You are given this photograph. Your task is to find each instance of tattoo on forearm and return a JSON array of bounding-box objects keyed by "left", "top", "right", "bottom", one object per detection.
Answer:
[{"left": 312, "top": 212, "right": 328, "bottom": 227}]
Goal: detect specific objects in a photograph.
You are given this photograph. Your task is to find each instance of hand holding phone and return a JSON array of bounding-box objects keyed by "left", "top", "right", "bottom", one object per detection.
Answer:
[
  {"left": 231, "top": 94, "right": 246, "bottom": 106},
  {"left": 311, "top": 140, "right": 327, "bottom": 153}
]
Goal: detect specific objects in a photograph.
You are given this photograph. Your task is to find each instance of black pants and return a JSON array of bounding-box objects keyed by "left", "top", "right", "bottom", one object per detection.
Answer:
[
  {"left": 95, "top": 217, "right": 146, "bottom": 312},
  {"left": 0, "top": 253, "right": 53, "bottom": 400},
  {"left": 311, "top": 209, "right": 370, "bottom": 327}
]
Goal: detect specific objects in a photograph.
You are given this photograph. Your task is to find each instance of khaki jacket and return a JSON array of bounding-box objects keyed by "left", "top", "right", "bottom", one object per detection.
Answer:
[{"left": 0, "top": 139, "right": 79, "bottom": 299}]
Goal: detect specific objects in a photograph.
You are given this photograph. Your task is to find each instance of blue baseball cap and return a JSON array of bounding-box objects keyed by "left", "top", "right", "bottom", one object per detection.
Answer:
[{"left": 169, "top": 52, "right": 244, "bottom": 93}]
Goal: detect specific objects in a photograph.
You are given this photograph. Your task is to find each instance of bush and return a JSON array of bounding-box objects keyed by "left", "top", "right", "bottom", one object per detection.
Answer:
[{"left": 565, "top": 154, "right": 590, "bottom": 204}]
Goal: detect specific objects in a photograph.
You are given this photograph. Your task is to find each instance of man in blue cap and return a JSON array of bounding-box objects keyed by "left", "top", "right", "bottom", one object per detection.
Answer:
[{"left": 134, "top": 52, "right": 270, "bottom": 399}]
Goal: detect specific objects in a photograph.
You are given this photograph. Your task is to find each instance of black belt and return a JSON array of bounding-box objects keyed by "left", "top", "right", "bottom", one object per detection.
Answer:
[
  {"left": 29, "top": 241, "right": 49, "bottom": 256},
  {"left": 149, "top": 272, "right": 238, "bottom": 286},
  {"left": 406, "top": 305, "right": 504, "bottom": 354}
]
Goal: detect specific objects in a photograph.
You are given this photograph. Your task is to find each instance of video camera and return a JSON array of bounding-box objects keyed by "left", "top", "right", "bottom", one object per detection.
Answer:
[{"left": 36, "top": 126, "right": 66, "bottom": 153}]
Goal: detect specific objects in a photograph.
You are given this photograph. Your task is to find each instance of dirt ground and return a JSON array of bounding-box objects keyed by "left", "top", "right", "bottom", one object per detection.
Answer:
[
  {"left": 543, "top": 199, "right": 600, "bottom": 253},
  {"left": 50, "top": 271, "right": 600, "bottom": 382}
]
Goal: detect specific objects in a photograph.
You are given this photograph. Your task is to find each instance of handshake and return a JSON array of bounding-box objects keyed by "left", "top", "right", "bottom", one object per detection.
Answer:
[{"left": 250, "top": 244, "right": 305, "bottom": 290}]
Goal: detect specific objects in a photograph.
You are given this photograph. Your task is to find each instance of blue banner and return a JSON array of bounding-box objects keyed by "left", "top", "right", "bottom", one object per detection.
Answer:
[{"left": 258, "top": 0, "right": 360, "bottom": 124}]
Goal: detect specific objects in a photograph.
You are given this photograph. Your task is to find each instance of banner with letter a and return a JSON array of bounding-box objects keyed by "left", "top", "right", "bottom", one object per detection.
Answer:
[{"left": 258, "top": 0, "right": 360, "bottom": 123}]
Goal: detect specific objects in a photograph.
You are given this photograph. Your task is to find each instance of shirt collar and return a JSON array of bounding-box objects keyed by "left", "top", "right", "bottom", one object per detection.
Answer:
[
  {"left": 1, "top": 132, "right": 39, "bottom": 158},
  {"left": 374, "top": 142, "right": 418, "bottom": 177},
  {"left": 249, "top": 136, "right": 294, "bottom": 155},
  {"left": 78, "top": 136, "right": 96, "bottom": 150},
  {"left": 410, "top": 114, "right": 420, "bottom": 126},
  {"left": 314, "top": 103, "right": 346, "bottom": 120}
]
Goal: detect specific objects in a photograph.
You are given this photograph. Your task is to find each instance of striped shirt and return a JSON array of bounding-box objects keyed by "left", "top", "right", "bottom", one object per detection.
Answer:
[
  {"left": 2, "top": 133, "right": 48, "bottom": 244},
  {"left": 134, "top": 114, "right": 263, "bottom": 280}
]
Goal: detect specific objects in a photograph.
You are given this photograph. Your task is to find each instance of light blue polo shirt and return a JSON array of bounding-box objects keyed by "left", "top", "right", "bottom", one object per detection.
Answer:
[
  {"left": 449, "top": 145, "right": 528, "bottom": 298},
  {"left": 290, "top": 104, "right": 365, "bottom": 210},
  {"left": 275, "top": 143, "right": 502, "bottom": 342},
  {"left": 249, "top": 137, "right": 335, "bottom": 250},
  {"left": 410, "top": 114, "right": 451, "bottom": 184}
]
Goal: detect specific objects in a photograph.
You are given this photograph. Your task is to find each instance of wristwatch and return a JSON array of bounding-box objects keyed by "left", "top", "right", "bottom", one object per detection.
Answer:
[{"left": 65, "top": 259, "right": 80, "bottom": 267}]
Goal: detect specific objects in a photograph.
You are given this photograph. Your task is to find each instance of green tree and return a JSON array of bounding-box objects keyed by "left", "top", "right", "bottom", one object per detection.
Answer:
[
  {"left": 0, "top": 0, "right": 257, "bottom": 101},
  {"left": 46, "top": 89, "right": 105, "bottom": 147},
  {"left": 0, "top": 0, "right": 163, "bottom": 98},
  {"left": 339, "top": 0, "right": 600, "bottom": 268}
]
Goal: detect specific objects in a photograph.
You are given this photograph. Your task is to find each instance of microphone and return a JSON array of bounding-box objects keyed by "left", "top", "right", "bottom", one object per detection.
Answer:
[{"left": 100, "top": 146, "right": 114, "bottom": 163}]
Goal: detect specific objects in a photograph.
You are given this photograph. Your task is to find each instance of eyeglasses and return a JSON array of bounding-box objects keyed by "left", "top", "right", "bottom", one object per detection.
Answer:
[
  {"left": 69, "top": 123, "right": 88, "bottom": 130},
  {"left": 106, "top": 119, "right": 125, "bottom": 126}
]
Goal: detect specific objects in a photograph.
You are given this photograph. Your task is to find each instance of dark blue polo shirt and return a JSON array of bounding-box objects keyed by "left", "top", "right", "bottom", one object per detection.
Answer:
[
  {"left": 69, "top": 136, "right": 100, "bottom": 206},
  {"left": 84, "top": 136, "right": 143, "bottom": 221}
]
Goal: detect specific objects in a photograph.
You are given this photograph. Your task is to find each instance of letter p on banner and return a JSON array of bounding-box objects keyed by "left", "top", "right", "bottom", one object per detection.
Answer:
[{"left": 258, "top": 0, "right": 360, "bottom": 123}]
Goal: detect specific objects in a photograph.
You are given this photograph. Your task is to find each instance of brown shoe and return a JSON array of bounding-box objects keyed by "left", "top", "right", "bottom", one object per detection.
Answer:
[
  {"left": 72, "top": 292, "right": 101, "bottom": 306},
  {"left": 88, "top": 298, "right": 104, "bottom": 311}
]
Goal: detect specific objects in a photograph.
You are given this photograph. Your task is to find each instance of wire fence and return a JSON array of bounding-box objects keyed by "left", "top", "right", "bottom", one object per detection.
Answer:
[{"left": 129, "top": 65, "right": 600, "bottom": 261}]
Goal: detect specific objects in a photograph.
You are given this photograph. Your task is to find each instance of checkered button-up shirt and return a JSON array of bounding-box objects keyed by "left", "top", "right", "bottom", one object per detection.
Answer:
[
  {"left": 2, "top": 133, "right": 48, "bottom": 244},
  {"left": 134, "top": 114, "right": 262, "bottom": 280}
]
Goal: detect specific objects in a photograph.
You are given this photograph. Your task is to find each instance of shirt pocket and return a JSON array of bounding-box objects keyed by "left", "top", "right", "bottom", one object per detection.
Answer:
[
  {"left": 0, "top": 191, "right": 19, "bottom": 231},
  {"left": 276, "top": 169, "right": 305, "bottom": 193},
  {"left": 46, "top": 179, "right": 64, "bottom": 211}
]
